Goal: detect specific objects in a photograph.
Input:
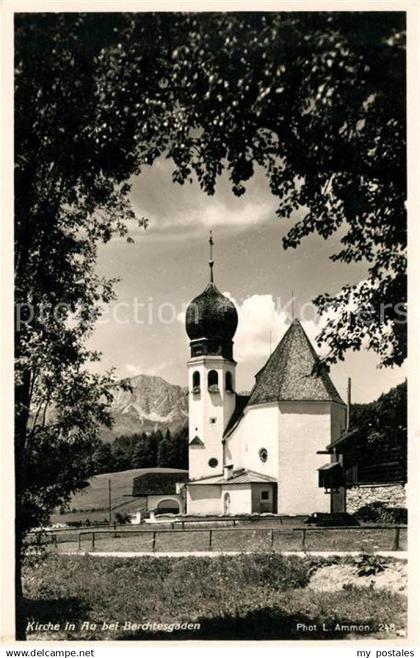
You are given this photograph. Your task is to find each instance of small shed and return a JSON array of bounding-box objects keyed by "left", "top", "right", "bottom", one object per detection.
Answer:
[{"left": 132, "top": 468, "right": 189, "bottom": 515}]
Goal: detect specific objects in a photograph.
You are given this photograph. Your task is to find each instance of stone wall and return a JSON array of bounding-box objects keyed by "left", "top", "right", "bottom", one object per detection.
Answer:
[{"left": 347, "top": 484, "right": 406, "bottom": 513}]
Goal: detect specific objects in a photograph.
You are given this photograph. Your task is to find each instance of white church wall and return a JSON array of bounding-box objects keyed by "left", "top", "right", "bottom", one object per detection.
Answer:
[
  {"left": 224, "top": 425, "right": 241, "bottom": 468},
  {"left": 225, "top": 404, "right": 280, "bottom": 478},
  {"left": 221, "top": 483, "right": 252, "bottom": 514},
  {"left": 189, "top": 441, "right": 221, "bottom": 483},
  {"left": 277, "top": 401, "right": 332, "bottom": 515},
  {"left": 186, "top": 485, "right": 222, "bottom": 515}
]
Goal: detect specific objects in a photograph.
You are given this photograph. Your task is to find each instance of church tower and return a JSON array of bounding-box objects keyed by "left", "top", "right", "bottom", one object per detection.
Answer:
[{"left": 185, "top": 233, "right": 238, "bottom": 480}]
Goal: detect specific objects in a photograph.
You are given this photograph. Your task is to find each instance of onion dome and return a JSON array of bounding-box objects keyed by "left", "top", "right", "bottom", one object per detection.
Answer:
[
  {"left": 185, "top": 232, "right": 238, "bottom": 360},
  {"left": 186, "top": 282, "right": 238, "bottom": 341}
]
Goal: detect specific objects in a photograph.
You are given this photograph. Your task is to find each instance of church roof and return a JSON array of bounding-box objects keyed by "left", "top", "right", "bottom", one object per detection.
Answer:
[
  {"left": 247, "top": 319, "right": 344, "bottom": 407},
  {"left": 185, "top": 282, "right": 238, "bottom": 341},
  {"left": 187, "top": 468, "right": 276, "bottom": 485}
]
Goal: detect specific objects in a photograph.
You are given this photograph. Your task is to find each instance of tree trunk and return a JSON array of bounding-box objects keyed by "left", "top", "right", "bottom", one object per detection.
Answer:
[
  {"left": 15, "top": 521, "right": 26, "bottom": 640},
  {"left": 15, "top": 369, "right": 31, "bottom": 641}
]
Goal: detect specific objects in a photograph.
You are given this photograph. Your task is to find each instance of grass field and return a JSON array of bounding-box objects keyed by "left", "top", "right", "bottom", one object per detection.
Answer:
[{"left": 22, "top": 553, "right": 407, "bottom": 641}]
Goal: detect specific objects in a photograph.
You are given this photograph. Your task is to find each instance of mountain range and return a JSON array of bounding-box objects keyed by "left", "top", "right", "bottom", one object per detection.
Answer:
[{"left": 100, "top": 374, "right": 188, "bottom": 442}]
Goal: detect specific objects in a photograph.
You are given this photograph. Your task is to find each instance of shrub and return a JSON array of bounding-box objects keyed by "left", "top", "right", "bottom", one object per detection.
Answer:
[
  {"left": 115, "top": 512, "right": 131, "bottom": 525},
  {"left": 354, "top": 502, "right": 407, "bottom": 524},
  {"left": 354, "top": 554, "right": 387, "bottom": 577},
  {"left": 168, "top": 553, "right": 311, "bottom": 592}
]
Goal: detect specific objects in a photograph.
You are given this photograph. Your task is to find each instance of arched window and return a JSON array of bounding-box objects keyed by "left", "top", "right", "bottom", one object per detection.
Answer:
[
  {"left": 223, "top": 492, "right": 231, "bottom": 515},
  {"left": 192, "top": 371, "right": 200, "bottom": 390},
  {"left": 156, "top": 499, "right": 180, "bottom": 515},
  {"left": 225, "top": 371, "right": 233, "bottom": 392},
  {"left": 208, "top": 370, "right": 219, "bottom": 390}
]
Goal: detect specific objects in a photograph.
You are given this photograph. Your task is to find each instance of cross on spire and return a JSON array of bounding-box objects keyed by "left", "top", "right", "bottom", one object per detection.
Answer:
[{"left": 209, "top": 230, "right": 214, "bottom": 283}]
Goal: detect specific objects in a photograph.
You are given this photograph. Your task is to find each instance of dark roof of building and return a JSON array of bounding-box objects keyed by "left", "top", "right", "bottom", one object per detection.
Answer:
[
  {"left": 187, "top": 468, "right": 276, "bottom": 485},
  {"left": 326, "top": 427, "right": 360, "bottom": 451},
  {"left": 133, "top": 470, "right": 189, "bottom": 496},
  {"left": 247, "top": 319, "right": 344, "bottom": 406},
  {"left": 318, "top": 462, "right": 342, "bottom": 471},
  {"left": 189, "top": 435, "right": 204, "bottom": 446},
  {"left": 223, "top": 394, "right": 250, "bottom": 437}
]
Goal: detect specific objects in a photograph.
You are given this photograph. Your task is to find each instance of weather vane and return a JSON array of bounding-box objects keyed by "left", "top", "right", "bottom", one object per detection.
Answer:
[{"left": 209, "top": 230, "right": 214, "bottom": 283}]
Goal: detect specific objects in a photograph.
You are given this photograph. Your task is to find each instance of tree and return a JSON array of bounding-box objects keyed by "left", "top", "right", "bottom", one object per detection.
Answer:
[
  {"left": 15, "top": 11, "right": 405, "bottom": 638},
  {"left": 351, "top": 380, "right": 407, "bottom": 476},
  {"left": 173, "top": 427, "right": 189, "bottom": 469},
  {"left": 110, "top": 442, "right": 131, "bottom": 472},
  {"left": 132, "top": 436, "right": 155, "bottom": 468},
  {"left": 14, "top": 14, "right": 138, "bottom": 637},
  {"left": 113, "top": 433, "right": 138, "bottom": 465},
  {"left": 156, "top": 430, "right": 177, "bottom": 468},
  {"left": 92, "top": 442, "right": 114, "bottom": 474}
]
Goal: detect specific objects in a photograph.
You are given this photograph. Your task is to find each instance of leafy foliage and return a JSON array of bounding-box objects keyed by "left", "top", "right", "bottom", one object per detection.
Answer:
[
  {"left": 354, "top": 554, "right": 387, "bottom": 577},
  {"left": 349, "top": 380, "right": 407, "bottom": 478},
  {"left": 354, "top": 502, "right": 407, "bottom": 525},
  {"left": 16, "top": 12, "right": 406, "bottom": 374}
]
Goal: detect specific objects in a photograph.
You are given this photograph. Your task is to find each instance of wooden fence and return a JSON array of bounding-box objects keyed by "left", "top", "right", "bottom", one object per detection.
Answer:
[{"left": 27, "top": 524, "right": 407, "bottom": 553}]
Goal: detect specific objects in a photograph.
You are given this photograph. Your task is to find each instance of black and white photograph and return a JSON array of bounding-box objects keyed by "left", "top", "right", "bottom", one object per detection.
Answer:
[{"left": 3, "top": 2, "right": 417, "bottom": 647}]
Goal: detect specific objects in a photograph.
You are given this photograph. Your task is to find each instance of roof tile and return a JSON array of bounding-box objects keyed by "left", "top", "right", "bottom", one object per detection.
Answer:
[
  {"left": 247, "top": 319, "right": 344, "bottom": 406},
  {"left": 188, "top": 468, "right": 276, "bottom": 485}
]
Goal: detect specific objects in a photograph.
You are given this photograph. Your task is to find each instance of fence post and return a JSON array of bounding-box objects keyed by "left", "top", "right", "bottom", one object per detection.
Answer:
[
  {"left": 301, "top": 529, "right": 306, "bottom": 550},
  {"left": 209, "top": 529, "right": 213, "bottom": 549},
  {"left": 393, "top": 527, "right": 401, "bottom": 551},
  {"left": 270, "top": 528, "right": 274, "bottom": 548},
  {"left": 78, "top": 533, "right": 81, "bottom": 551},
  {"left": 152, "top": 531, "right": 156, "bottom": 552},
  {"left": 91, "top": 532, "right": 95, "bottom": 550}
]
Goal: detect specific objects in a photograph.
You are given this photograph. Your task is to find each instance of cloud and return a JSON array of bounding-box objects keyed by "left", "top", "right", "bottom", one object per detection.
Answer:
[
  {"left": 123, "top": 361, "right": 168, "bottom": 378},
  {"left": 230, "top": 293, "right": 334, "bottom": 363},
  {"left": 128, "top": 158, "right": 281, "bottom": 238},
  {"left": 177, "top": 291, "right": 330, "bottom": 365}
]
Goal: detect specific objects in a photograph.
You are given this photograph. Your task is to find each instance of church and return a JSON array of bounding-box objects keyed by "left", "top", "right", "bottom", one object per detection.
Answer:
[{"left": 183, "top": 235, "right": 348, "bottom": 516}]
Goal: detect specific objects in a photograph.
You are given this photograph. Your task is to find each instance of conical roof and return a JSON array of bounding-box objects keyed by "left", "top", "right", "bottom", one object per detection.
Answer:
[{"left": 247, "top": 319, "right": 344, "bottom": 406}]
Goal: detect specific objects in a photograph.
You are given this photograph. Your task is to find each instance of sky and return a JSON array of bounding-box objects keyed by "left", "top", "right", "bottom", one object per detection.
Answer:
[{"left": 89, "top": 157, "right": 405, "bottom": 404}]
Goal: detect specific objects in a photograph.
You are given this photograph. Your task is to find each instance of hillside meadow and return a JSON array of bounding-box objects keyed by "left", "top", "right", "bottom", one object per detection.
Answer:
[{"left": 50, "top": 467, "right": 187, "bottom": 524}]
